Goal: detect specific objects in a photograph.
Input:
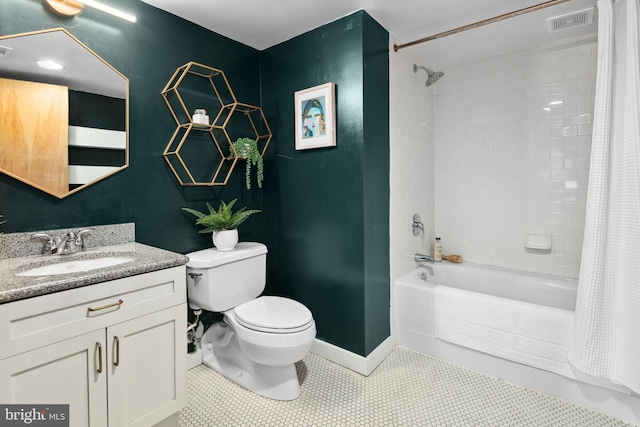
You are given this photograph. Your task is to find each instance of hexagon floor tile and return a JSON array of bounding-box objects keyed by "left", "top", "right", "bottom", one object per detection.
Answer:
[{"left": 179, "top": 347, "right": 634, "bottom": 426}]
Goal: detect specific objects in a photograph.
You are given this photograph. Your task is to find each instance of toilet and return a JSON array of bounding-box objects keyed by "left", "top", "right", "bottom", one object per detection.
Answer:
[{"left": 186, "top": 242, "right": 316, "bottom": 400}]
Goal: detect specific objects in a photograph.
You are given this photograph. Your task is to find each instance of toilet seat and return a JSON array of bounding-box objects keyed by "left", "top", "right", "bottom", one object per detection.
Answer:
[{"left": 232, "top": 296, "right": 314, "bottom": 334}]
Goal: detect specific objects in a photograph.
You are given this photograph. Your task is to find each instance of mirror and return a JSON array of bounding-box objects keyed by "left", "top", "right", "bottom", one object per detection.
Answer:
[{"left": 0, "top": 28, "right": 128, "bottom": 199}]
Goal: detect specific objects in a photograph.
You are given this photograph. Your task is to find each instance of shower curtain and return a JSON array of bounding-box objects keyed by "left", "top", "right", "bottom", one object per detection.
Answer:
[{"left": 567, "top": 0, "right": 640, "bottom": 393}]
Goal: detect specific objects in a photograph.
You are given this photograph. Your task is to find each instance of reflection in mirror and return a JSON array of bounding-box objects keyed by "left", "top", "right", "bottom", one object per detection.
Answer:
[{"left": 0, "top": 28, "right": 128, "bottom": 198}]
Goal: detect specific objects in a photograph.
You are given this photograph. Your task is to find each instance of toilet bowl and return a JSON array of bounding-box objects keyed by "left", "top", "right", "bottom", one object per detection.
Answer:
[
  {"left": 225, "top": 296, "right": 316, "bottom": 365},
  {"left": 186, "top": 243, "right": 316, "bottom": 400}
]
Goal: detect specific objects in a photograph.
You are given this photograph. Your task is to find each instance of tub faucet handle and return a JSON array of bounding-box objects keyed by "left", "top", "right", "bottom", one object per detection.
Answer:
[{"left": 412, "top": 214, "right": 424, "bottom": 236}]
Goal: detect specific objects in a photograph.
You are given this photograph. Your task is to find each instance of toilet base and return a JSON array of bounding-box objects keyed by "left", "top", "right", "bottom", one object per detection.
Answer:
[{"left": 201, "top": 322, "right": 301, "bottom": 400}]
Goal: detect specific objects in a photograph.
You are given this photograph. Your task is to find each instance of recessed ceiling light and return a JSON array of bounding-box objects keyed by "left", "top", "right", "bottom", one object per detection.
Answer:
[{"left": 36, "top": 60, "right": 64, "bottom": 70}]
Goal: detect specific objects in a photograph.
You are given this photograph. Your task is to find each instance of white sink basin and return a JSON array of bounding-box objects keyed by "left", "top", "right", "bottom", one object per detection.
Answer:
[{"left": 17, "top": 257, "right": 135, "bottom": 277}]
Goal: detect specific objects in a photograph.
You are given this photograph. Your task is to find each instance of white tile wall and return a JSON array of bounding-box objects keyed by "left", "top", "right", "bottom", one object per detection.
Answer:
[
  {"left": 389, "top": 35, "right": 435, "bottom": 284},
  {"left": 433, "top": 35, "right": 597, "bottom": 278}
]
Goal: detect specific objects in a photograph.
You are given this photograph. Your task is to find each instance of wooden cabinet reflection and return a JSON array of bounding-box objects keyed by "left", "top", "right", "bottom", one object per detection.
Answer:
[{"left": 1, "top": 78, "right": 69, "bottom": 196}]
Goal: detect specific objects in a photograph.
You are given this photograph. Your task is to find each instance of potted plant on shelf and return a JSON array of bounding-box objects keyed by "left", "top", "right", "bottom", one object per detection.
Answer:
[
  {"left": 182, "top": 199, "right": 260, "bottom": 251},
  {"left": 232, "top": 137, "right": 263, "bottom": 190}
]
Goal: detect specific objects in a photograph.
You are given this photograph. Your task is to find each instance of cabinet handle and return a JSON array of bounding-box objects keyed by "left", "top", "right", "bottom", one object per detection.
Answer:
[
  {"left": 97, "top": 342, "right": 103, "bottom": 373},
  {"left": 114, "top": 336, "right": 120, "bottom": 367},
  {"left": 88, "top": 299, "right": 124, "bottom": 312}
]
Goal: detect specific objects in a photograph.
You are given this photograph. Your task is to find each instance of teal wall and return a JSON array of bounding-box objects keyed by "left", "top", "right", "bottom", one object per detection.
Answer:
[
  {"left": 0, "top": 0, "right": 263, "bottom": 253},
  {"left": 261, "top": 12, "right": 390, "bottom": 356},
  {"left": 0, "top": 2, "right": 390, "bottom": 357}
]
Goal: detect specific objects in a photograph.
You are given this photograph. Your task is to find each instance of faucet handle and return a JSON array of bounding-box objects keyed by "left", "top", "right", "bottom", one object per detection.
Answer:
[
  {"left": 412, "top": 214, "right": 424, "bottom": 236},
  {"left": 75, "top": 229, "right": 93, "bottom": 249},
  {"left": 32, "top": 232, "right": 54, "bottom": 241},
  {"left": 32, "top": 233, "right": 59, "bottom": 254}
]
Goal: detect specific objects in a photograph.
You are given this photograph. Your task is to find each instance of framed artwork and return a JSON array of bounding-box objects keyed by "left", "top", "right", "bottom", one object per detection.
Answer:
[{"left": 294, "top": 82, "right": 336, "bottom": 150}]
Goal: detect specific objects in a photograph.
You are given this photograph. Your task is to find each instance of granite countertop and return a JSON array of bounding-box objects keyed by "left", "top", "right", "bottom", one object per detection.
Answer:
[{"left": 0, "top": 242, "right": 188, "bottom": 304}]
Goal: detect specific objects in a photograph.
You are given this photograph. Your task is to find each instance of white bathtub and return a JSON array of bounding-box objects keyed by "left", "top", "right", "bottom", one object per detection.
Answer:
[{"left": 394, "top": 262, "right": 640, "bottom": 425}]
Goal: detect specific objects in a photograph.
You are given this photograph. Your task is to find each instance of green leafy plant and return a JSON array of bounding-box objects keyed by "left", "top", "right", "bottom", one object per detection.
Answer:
[
  {"left": 182, "top": 199, "right": 260, "bottom": 233},
  {"left": 232, "top": 137, "right": 263, "bottom": 189}
]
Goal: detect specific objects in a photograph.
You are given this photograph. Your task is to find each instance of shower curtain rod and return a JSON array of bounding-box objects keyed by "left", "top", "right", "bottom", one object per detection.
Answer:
[{"left": 393, "top": 0, "right": 571, "bottom": 52}]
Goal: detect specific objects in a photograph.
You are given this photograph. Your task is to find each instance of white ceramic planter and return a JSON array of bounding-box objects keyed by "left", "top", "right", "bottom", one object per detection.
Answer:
[{"left": 212, "top": 229, "right": 239, "bottom": 251}]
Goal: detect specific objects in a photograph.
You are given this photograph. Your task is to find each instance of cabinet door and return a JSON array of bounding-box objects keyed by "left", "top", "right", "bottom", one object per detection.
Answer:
[
  {"left": 107, "top": 304, "right": 187, "bottom": 427},
  {"left": 0, "top": 329, "right": 108, "bottom": 427}
]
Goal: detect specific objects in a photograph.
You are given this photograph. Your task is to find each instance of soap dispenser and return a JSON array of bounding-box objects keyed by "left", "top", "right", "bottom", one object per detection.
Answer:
[{"left": 433, "top": 237, "right": 443, "bottom": 262}]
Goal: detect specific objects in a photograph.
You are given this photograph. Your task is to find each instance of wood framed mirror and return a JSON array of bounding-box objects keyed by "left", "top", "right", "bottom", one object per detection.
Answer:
[{"left": 0, "top": 28, "right": 129, "bottom": 198}]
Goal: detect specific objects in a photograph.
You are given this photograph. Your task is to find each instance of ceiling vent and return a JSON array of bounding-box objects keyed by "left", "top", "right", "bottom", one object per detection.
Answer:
[
  {"left": 546, "top": 7, "right": 595, "bottom": 33},
  {"left": 0, "top": 45, "right": 13, "bottom": 59}
]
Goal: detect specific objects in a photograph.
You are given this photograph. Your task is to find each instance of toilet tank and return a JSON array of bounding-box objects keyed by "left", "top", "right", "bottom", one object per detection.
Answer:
[{"left": 186, "top": 242, "right": 267, "bottom": 311}]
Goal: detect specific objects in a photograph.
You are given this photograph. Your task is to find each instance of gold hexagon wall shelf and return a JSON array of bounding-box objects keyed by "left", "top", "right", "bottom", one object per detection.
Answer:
[
  {"left": 162, "top": 61, "right": 236, "bottom": 128},
  {"left": 223, "top": 103, "right": 272, "bottom": 158},
  {"left": 161, "top": 62, "right": 271, "bottom": 186},
  {"left": 163, "top": 124, "right": 238, "bottom": 186}
]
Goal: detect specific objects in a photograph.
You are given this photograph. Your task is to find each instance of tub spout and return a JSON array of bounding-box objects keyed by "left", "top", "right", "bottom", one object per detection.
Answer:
[{"left": 414, "top": 253, "right": 434, "bottom": 263}]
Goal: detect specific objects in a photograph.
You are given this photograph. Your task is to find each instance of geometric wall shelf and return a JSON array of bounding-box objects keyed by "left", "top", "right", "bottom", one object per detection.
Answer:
[
  {"left": 163, "top": 124, "right": 237, "bottom": 186},
  {"left": 161, "top": 61, "right": 271, "bottom": 186},
  {"left": 231, "top": 103, "right": 272, "bottom": 157}
]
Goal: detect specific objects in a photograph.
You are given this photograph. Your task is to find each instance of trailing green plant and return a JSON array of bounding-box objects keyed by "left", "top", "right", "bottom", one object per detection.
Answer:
[
  {"left": 182, "top": 199, "right": 260, "bottom": 233},
  {"left": 232, "top": 137, "right": 263, "bottom": 189}
]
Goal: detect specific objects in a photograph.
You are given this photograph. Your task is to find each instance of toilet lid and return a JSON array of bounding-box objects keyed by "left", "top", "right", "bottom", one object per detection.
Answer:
[{"left": 234, "top": 296, "right": 314, "bottom": 333}]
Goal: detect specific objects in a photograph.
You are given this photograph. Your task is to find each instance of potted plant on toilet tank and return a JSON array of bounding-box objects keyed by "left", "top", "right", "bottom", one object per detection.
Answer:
[{"left": 182, "top": 199, "right": 260, "bottom": 251}]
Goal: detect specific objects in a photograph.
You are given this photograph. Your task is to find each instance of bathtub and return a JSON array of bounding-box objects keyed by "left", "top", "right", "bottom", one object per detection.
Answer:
[{"left": 394, "top": 262, "right": 640, "bottom": 425}]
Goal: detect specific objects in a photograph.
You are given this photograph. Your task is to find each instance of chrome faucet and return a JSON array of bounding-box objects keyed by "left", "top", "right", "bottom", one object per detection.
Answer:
[
  {"left": 56, "top": 231, "right": 85, "bottom": 255},
  {"left": 33, "top": 229, "right": 92, "bottom": 255},
  {"left": 414, "top": 252, "right": 434, "bottom": 263}
]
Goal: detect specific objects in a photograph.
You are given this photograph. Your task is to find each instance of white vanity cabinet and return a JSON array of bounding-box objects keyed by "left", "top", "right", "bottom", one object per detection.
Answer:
[{"left": 0, "top": 266, "right": 187, "bottom": 427}]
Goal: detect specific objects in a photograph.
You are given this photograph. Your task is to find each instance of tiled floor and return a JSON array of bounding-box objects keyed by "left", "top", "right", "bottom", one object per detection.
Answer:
[{"left": 179, "top": 346, "right": 633, "bottom": 426}]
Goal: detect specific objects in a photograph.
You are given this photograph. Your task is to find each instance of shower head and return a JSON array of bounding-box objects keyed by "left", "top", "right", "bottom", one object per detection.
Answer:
[{"left": 413, "top": 64, "right": 444, "bottom": 87}]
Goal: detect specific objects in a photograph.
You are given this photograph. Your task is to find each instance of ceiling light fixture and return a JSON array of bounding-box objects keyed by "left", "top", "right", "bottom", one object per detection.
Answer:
[
  {"left": 45, "top": 0, "right": 137, "bottom": 23},
  {"left": 77, "top": 0, "right": 137, "bottom": 22}
]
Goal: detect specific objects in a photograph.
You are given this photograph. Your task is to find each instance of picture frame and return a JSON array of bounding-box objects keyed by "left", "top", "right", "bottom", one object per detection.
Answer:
[{"left": 294, "top": 82, "right": 336, "bottom": 150}]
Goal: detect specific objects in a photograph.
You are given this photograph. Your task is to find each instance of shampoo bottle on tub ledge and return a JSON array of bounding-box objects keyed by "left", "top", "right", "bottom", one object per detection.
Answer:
[{"left": 434, "top": 237, "right": 443, "bottom": 261}]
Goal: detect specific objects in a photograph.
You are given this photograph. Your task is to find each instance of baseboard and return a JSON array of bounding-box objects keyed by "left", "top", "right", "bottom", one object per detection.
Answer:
[
  {"left": 188, "top": 337, "right": 397, "bottom": 376},
  {"left": 310, "top": 336, "right": 396, "bottom": 376}
]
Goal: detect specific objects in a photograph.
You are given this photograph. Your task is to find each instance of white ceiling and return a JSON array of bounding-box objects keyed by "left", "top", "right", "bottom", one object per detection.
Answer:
[
  {"left": 0, "top": 29, "right": 126, "bottom": 98},
  {"left": 140, "top": 0, "right": 598, "bottom": 69}
]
